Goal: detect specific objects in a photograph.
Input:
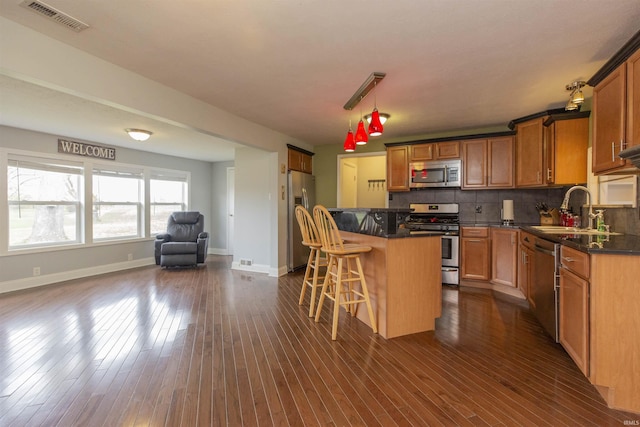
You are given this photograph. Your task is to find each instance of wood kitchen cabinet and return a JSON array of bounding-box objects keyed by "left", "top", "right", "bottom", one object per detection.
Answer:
[
  {"left": 462, "top": 137, "right": 514, "bottom": 189},
  {"left": 410, "top": 141, "right": 460, "bottom": 161},
  {"left": 543, "top": 114, "right": 590, "bottom": 185},
  {"left": 460, "top": 227, "right": 490, "bottom": 281},
  {"left": 559, "top": 245, "right": 590, "bottom": 377},
  {"left": 287, "top": 146, "right": 313, "bottom": 174},
  {"left": 490, "top": 228, "right": 518, "bottom": 288},
  {"left": 589, "top": 252, "right": 640, "bottom": 413},
  {"left": 386, "top": 145, "right": 409, "bottom": 191},
  {"left": 515, "top": 117, "right": 545, "bottom": 187},
  {"left": 518, "top": 231, "right": 535, "bottom": 308},
  {"left": 591, "top": 47, "right": 640, "bottom": 174}
]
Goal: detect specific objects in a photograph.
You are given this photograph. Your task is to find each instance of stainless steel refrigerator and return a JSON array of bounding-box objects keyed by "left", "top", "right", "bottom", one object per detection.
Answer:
[{"left": 287, "top": 170, "right": 315, "bottom": 271}]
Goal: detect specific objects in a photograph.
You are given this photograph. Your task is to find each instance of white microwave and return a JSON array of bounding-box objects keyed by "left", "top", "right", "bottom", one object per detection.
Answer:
[{"left": 409, "top": 159, "right": 462, "bottom": 188}]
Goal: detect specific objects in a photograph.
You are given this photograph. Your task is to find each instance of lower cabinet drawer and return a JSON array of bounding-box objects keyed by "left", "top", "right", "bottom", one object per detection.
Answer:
[{"left": 560, "top": 246, "right": 589, "bottom": 279}]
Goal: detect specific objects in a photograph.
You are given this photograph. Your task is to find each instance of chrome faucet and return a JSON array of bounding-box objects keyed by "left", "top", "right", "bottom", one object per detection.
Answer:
[{"left": 560, "top": 185, "right": 596, "bottom": 230}]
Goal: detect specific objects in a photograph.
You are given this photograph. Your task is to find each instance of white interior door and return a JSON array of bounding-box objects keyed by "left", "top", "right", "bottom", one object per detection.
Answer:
[
  {"left": 227, "top": 167, "right": 235, "bottom": 255},
  {"left": 339, "top": 160, "right": 358, "bottom": 208}
]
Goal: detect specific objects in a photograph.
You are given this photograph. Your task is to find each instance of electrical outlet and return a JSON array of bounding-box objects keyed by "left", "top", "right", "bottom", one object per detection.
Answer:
[
  {"left": 128, "top": 253, "right": 133, "bottom": 261},
  {"left": 240, "top": 259, "right": 253, "bottom": 266},
  {"left": 475, "top": 205, "right": 482, "bottom": 213},
  {"left": 33, "top": 267, "right": 40, "bottom": 276}
]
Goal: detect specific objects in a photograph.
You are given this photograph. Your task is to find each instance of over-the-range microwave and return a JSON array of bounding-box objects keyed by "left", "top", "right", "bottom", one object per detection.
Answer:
[{"left": 409, "top": 159, "right": 462, "bottom": 188}]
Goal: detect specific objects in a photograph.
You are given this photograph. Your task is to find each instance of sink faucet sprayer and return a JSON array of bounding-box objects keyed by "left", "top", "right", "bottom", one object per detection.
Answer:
[{"left": 560, "top": 185, "right": 596, "bottom": 230}]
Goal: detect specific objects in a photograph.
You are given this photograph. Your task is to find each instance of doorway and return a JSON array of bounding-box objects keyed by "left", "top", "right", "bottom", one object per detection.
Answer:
[
  {"left": 337, "top": 152, "right": 387, "bottom": 208},
  {"left": 226, "top": 167, "right": 235, "bottom": 255}
]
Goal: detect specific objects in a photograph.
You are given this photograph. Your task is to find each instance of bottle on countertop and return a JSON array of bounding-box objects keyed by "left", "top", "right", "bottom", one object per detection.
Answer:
[{"left": 596, "top": 209, "right": 606, "bottom": 232}]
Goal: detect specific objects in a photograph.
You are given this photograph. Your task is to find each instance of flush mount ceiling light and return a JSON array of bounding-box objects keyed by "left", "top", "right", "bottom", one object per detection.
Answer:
[
  {"left": 364, "top": 112, "right": 390, "bottom": 125},
  {"left": 125, "top": 128, "right": 153, "bottom": 141},
  {"left": 565, "top": 81, "right": 586, "bottom": 111}
]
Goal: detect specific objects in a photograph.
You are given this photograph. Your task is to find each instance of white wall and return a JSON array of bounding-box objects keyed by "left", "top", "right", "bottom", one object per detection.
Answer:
[
  {"left": 355, "top": 155, "right": 387, "bottom": 208},
  {"left": 0, "top": 18, "right": 309, "bottom": 285},
  {"left": 0, "top": 125, "right": 214, "bottom": 292}
]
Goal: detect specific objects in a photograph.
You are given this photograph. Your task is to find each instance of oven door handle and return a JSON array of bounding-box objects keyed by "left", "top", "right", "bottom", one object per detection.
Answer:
[{"left": 442, "top": 268, "right": 458, "bottom": 272}]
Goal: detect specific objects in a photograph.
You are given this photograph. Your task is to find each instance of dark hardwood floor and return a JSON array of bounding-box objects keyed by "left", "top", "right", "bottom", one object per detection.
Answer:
[{"left": 0, "top": 255, "right": 636, "bottom": 426}]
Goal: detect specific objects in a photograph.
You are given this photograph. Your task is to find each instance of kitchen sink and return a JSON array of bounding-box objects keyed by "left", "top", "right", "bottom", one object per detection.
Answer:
[{"left": 530, "top": 226, "right": 622, "bottom": 236}]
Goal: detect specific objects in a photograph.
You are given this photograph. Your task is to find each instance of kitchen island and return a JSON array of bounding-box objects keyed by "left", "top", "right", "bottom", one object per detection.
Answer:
[{"left": 329, "top": 208, "right": 442, "bottom": 339}]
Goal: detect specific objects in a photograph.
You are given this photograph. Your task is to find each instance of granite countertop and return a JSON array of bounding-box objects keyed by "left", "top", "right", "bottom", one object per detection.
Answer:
[
  {"left": 520, "top": 226, "right": 640, "bottom": 256},
  {"left": 328, "top": 208, "right": 413, "bottom": 213},
  {"left": 461, "top": 222, "right": 640, "bottom": 255}
]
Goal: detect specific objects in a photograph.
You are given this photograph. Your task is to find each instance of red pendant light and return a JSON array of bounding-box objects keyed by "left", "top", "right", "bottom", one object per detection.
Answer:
[
  {"left": 368, "top": 108, "right": 384, "bottom": 136},
  {"left": 343, "top": 124, "right": 356, "bottom": 152},
  {"left": 354, "top": 119, "right": 368, "bottom": 145}
]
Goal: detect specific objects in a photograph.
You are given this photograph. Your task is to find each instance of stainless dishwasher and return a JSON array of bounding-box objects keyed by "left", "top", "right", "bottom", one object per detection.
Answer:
[{"left": 531, "top": 237, "right": 561, "bottom": 342}]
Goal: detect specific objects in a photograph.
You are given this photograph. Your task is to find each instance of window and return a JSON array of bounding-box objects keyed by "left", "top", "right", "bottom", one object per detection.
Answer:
[
  {"left": 3, "top": 149, "right": 192, "bottom": 252},
  {"left": 92, "top": 167, "right": 143, "bottom": 240},
  {"left": 8, "top": 156, "right": 83, "bottom": 249},
  {"left": 150, "top": 170, "right": 188, "bottom": 235}
]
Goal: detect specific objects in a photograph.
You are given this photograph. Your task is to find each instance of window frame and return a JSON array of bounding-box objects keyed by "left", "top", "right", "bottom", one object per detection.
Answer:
[
  {"left": 149, "top": 169, "right": 190, "bottom": 236},
  {"left": 7, "top": 154, "right": 84, "bottom": 250},
  {"left": 92, "top": 165, "right": 145, "bottom": 241},
  {"left": 1, "top": 148, "right": 191, "bottom": 255}
]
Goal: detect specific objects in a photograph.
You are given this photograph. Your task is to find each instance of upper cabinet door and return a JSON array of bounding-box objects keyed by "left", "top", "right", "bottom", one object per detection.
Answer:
[
  {"left": 592, "top": 64, "right": 627, "bottom": 174},
  {"left": 387, "top": 146, "right": 409, "bottom": 191},
  {"left": 435, "top": 141, "right": 460, "bottom": 159},
  {"left": 410, "top": 144, "right": 434, "bottom": 161},
  {"left": 627, "top": 48, "right": 640, "bottom": 151},
  {"left": 487, "top": 137, "right": 514, "bottom": 188},
  {"left": 461, "top": 139, "right": 487, "bottom": 188},
  {"left": 515, "top": 118, "right": 544, "bottom": 187}
]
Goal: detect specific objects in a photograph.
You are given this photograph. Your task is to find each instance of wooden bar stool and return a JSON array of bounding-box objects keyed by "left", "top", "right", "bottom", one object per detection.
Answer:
[
  {"left": 294, "top": 205, "right": 327, "bottom": 317},
  {"left": 313, "top": 205, "right": 377, "bottom": 340}
]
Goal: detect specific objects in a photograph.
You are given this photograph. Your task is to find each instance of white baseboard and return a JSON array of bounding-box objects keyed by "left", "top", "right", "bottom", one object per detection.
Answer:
[
  {"left": 209, "top": 247, "right": 230, "bottom": 255},
  {"left": 231, "top": 261, "right": 270, "bottom": 275},
  {"left": 273, "top": 265, "right": 289, "bottom": 277},
  {"left": 0, "top": 257, "right": 155, "bottom": 294}
]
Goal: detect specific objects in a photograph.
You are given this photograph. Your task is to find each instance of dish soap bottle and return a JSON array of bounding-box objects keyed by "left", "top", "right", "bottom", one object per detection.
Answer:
[{"left": 595, "top": 209, "right": 606, "bottom": 232}]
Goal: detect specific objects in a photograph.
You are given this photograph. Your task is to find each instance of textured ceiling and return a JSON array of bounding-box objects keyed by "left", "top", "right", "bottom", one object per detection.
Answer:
[{"left": 1, "top": 0, "right": 640, "bottom": 161}]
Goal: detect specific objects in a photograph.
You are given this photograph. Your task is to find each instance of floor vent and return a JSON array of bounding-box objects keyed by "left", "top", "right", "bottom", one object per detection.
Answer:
[{"left": 20, "top": 0, "right": 89, "bottom": 32}]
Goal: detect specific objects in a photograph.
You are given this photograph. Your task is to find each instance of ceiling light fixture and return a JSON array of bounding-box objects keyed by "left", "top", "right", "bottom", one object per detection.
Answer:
[
  {"left": 354, "top": 117, "right": 369, "bottom": 145},
  {"left": 364, "top": 112, "right": 390, "bottom": 125},
  {"left": 343, "top": 121, "right": 356, "bottom": 152},
  {"left": 368, "top": 82, "right": 384, "bottom": 137},
  {"left": 125, "top": 128, "right": 153, "bottom": 141},
  {"left": 343, "top": 72, "right": 386, "bottom": 111},
  {"left": 342, "top": 72, "right": 386, "bottom": 151},
  {"left": 565, "top": 81, "right": 586, "bottom": 111}
]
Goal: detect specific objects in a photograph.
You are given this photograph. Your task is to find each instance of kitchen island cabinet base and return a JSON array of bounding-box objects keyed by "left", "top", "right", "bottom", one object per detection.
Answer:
[{"left": 338, "top": 231, "right": 442, "bottom": 339}]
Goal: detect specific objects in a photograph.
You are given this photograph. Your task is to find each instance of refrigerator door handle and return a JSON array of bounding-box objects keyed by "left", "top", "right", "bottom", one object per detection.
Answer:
[{"left": 302, "top": 187, "right": 309, "bottom": 209}]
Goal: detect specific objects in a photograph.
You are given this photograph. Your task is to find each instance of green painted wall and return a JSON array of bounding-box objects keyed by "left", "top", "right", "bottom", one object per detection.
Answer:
[{"left": 314, "top": 140, "right": 386, "bottom": 207}]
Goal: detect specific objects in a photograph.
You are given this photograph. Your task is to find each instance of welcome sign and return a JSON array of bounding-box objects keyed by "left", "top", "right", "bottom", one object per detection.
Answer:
[{"left": 58, "top": 139, "right": 116, "bottom": 160}]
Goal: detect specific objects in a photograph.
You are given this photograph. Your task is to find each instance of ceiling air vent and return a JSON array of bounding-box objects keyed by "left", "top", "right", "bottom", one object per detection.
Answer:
[{"left": 20, "top": 0, "right": 89, "bottom": 32}]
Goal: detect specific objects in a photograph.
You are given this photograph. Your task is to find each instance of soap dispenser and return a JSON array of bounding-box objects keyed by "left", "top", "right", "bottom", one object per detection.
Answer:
[{"left": 595, "top": 209, "right": 606, "bottom": 232}]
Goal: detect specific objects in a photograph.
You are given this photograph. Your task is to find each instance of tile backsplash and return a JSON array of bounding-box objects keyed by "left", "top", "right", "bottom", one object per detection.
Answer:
[{"left": 388, "top": 181, "right": 640, "bottom": 236}]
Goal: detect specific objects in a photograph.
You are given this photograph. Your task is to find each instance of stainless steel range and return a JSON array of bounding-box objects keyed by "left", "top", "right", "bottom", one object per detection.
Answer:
[{"left": 405, "top": 203, "right": 460, "bottom": 285}]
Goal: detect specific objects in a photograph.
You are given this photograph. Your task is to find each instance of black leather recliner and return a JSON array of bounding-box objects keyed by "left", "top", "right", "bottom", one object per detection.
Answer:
[{"left": 154, "top": 211, "right": 209, "bottom": 267}]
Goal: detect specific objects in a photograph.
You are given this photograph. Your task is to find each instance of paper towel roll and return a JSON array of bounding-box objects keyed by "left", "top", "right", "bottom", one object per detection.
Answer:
[{"left": 502, "top": 199, "right": 514, "bottom": 221}]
